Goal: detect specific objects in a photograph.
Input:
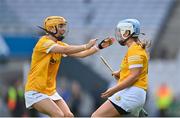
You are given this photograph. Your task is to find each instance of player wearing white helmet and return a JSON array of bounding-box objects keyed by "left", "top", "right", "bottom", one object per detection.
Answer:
[
  {"left": 92, "top": 19, "right": 150, "bottom": 117},
  {"left": 24, "top": 16, "right": 114, "bottom": 117},
  {"left": 115, "top": 19, "right": 140, "bottom": 45}
]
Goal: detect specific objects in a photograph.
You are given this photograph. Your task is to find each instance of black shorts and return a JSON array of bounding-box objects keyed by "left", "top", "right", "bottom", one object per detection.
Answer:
[{"left": 110, "top": 100, "right": 130, "bottom": 115}]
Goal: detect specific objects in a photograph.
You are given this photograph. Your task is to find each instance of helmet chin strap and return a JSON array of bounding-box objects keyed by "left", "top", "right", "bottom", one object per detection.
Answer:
[
  {"left": 37, "top": 26, "right": 65, "bottom": 41},
  {"left": 118, "top": 32, "right": 135, "bottom": 46}
]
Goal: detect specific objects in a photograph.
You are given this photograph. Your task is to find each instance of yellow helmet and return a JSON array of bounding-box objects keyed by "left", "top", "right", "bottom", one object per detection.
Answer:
[
  {"left": 39, "top": 16, "right": 68, "bottom": 41},
  {"left": 43, "top": 16, "right": 67, "bottom": 31}
]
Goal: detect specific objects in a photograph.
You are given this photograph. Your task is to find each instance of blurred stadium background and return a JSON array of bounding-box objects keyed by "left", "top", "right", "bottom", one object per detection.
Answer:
[{"left": 0, "top": 0, "right": 180, "bottom": 117}]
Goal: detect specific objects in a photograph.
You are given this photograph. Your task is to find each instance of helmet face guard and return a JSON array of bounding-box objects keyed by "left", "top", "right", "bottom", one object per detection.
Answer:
[
  {"left": 115, "top": 19, "right": 140, "bottom": 46},
  {"left": 55, "top": 23, "right": 69, "bottom": 41},
  {"left": 115, "top": 27, "right": 125, "bottom": 46}
]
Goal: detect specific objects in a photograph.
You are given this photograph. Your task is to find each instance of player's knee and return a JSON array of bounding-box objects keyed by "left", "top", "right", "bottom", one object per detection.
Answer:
[
  {"left": 64, "top": 112, "right": 74, "bottom": 117},
  {"left": 50, "top": 110, "right": 64, "bottom": 117}
]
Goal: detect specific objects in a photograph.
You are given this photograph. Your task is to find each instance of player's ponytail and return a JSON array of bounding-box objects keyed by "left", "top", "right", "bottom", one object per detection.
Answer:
[
  {"left": 134, "top": 38, "right": 151, "bottom": 59},
  {"left": 134, "top": 38, "right": 151, "bottom": 50}
]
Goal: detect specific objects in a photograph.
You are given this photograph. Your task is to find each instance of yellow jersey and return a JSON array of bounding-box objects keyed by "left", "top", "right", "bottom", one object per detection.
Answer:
[
  {"left": 119, "top": 42, "right": 148, "bottom": 90},
  {"left": 25, "top": 36, "right": 67, "bottom": 95}
]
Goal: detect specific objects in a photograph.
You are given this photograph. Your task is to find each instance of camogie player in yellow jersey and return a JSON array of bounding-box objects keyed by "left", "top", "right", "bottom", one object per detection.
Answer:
[
  {"left": 92, "top": 19, "right": 150, "bottom": 117},
  {"left": 24, "top": 16, "right": 114, "bottom": 117}
]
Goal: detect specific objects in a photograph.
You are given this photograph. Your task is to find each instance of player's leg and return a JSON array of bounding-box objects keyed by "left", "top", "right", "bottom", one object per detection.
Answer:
[
  {"left": 54, "top": 99, "right": 74, "bottom": 117},
  {"left": 33, "top": 98, "right": 64, "bottom": 117},
  {"left": 91, "top": 100, "right": 122, "bottom": 117}
]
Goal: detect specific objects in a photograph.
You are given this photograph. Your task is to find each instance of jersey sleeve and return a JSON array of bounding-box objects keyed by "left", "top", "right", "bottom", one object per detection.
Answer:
[
  {"left": 57, "top": 41, "right": 69, "bottom": 57},
  {"left": 35, "top": 39, "right": 58, "bottom": 53},
  {"left": 127, "top": 48, "right": 144, "bottom": 69},
  {"left": 57, "top": 41, "right": 69, "bottom": 46}
]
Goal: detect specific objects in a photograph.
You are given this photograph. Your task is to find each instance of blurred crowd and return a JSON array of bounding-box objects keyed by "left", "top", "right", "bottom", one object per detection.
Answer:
[
  {"left": 145, "top": 83, "right": 180, "bottom": 117},
  {"left": 1, "top": 76, "right": 180, "bottom": 117},
  {"left": 0, "top": 75, "right": 97, "bottom": 117}
]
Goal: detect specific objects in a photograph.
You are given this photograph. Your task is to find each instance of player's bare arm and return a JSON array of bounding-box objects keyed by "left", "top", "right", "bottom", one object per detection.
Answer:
[
  {"left": 68, "top": 37, "right": 115, "bottom": 58},
  {"left": 68, "top": 45, "right": 99, "bottom": 58},
  {"left": 112, "top": 70, "right": 120, "bottom": 80},
  {"left": 50, "top": 39, "right": 96, "bottom": 54},
  {"left": 101, "top": 67, "right": 142, "bottom": 98}
]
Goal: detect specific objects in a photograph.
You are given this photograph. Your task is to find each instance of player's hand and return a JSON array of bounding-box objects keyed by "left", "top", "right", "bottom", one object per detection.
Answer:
[
  {"left": 86, "top": 39, "right": 97, "bottom": 49},
  {"left": 98, "top": 37, "right": 115, "bottom": 49},
  {"left": 112, "top": 70, "right": 120, "bottom": 80},
  {"left": 101, "top": 87, "right": 116, "bottom": 98}
]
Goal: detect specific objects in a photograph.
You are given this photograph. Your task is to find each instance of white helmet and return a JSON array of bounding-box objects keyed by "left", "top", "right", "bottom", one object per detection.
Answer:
[{"left": 115, "top": 19, "right": 140, "bottom": 45}]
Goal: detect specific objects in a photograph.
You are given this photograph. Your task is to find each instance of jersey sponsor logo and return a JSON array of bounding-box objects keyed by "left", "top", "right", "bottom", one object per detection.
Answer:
[{"left": 50, "top": 56, "right": 60, "bottom": 64}]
